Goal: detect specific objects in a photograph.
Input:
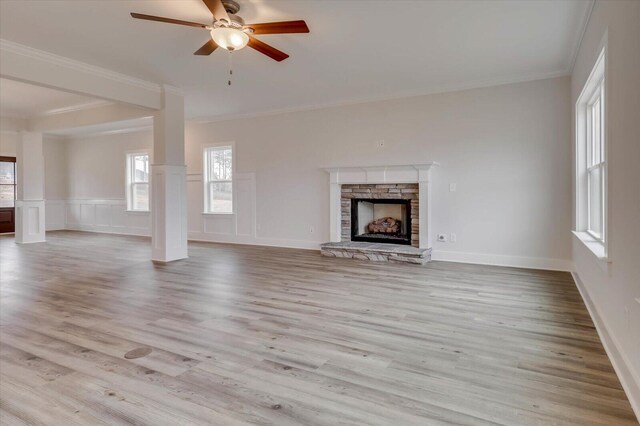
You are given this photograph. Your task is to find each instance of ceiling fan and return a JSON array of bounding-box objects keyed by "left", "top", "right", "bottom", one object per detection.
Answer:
[{"left": 131, "top": 0, "right": 309, "bottom": 62}]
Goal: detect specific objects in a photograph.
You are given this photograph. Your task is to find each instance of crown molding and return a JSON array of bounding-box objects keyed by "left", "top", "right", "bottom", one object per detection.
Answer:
[
  {"left": 37, "top": 100, "right": 115, "bottom": 117},
  {"left": 2, "top": 100, "right": 116, "bottom": 120},
  {"left": 0, "top": 39, "right": 162, "bottom": 94},
  {"left": 189, "top": 70, "right": 569, "bottom": 125},
  {"left": 78, "top": 124, "right": 153, "bottom": 138},
  {"left": 162, "top": 85, "right": 183, "bottom": 96},
  {"left": 53, "top": 120, "right": 153, "bottom": 140},
  {"left": 568, "top": 0, "right": 596, "bottom": 74}
]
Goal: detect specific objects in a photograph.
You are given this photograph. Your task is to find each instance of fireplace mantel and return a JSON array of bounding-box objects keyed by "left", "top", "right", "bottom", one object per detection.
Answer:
[
  {"left": 324, "top": 163, "right": 438, "bottom": 250},
  {"left": 323, "top": 163, "right": 439, "bottom": 184}
]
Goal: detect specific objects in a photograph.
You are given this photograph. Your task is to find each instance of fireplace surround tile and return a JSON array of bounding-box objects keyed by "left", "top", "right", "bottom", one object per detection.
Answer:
[{"left": 341, "top": 183, "right": 419, "bottom": 248}]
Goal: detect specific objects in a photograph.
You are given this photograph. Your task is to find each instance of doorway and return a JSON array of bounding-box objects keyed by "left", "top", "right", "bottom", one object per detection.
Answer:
[{"left": 0, "top": 156, "right": 16, "bottom": 234}]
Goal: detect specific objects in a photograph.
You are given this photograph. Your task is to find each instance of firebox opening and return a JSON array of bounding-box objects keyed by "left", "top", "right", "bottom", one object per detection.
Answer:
[{"left": 351, "top": 198, "right": 411, "bottom": 245}]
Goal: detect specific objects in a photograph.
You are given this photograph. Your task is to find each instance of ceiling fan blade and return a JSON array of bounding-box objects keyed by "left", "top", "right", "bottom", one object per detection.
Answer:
[
  {"left": 247, "top": 36, "right": 289, "bottom": 62},
  {"left": 130, "top": 13, "right": 209, "bottom": 29},
  {"left": 194, "top": 39, "right": 218, "bottom": 55},
  {"left": 202, "top": 0, "right": 230, "bottom": 23},
  {"left": 247, "top": 20, "right": 309, "bottom": 35}
]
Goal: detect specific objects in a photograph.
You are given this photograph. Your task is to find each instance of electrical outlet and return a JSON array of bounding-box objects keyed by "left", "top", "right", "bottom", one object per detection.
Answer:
[
  {"left": 450, "top": 233, "right": 457, "bottom": 242},
  {"left": 437, "top": 234, "right": 448, "bottom": 242},
  {"left": 309, "top": 226, "right": 314, "bottom": 234},
  {"left": 449, "top": 183, "right": 457, "bottom": 192}
]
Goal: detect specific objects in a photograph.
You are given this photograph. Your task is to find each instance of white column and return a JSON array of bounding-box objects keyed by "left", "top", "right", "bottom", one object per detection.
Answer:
[
  {"left": 15, "top": 131, "right": 46, "bottom": 244},
  {"left": 329, "top": 182, "right": 341, "bottom": 242},
  {"left": 151, "top": 86, "right": 188, "bottom": 262},
  {"left": 417, "top": 167, "right": 434, "bottom": 250}
]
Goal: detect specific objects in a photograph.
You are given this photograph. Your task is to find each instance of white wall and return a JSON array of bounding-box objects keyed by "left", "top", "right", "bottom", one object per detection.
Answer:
[
  {"left": 43, "top": 137, "right": 67, "bottom": 230},
  {"left": 0, "top": 130, "right": 17, "bottom": 157},
  {"left": 44, "top": 138, "right": 67, "bottom": 200},
  {"left": 65, "top": 130, "right": 152, "bottom": 199},
  {"left": 60, "top": 76, "right": 572, "bottom": 269},
  {"left": 186, "top": 76, "right": 572, "bottom": 269},
  {"left": 62, "top": 130, "right": 152, "bottom": 235},
  {"left": 570, "top": 0, "right": 640, "bottom": 416}
]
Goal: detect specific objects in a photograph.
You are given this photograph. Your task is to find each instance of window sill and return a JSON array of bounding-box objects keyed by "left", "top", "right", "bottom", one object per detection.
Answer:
[
  {"left": 126, "top": 210, "right": 151, "bottom": 214},
  {"left": 202, "top": 212, "right": 235, "bottom": 216},
  {"left": 572, "top": 231, "right": 610, "bottom": 263}
]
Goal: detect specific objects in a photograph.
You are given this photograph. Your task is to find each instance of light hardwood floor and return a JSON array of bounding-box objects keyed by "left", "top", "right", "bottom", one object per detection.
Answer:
[{"left": 0, "top": 231, "right": 636, "bottom": 425}]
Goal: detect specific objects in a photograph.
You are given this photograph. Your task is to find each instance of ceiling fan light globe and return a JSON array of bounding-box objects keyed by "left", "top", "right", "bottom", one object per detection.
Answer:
[{"left": 210, "top": 27, "right": 249, "bottom": 51}]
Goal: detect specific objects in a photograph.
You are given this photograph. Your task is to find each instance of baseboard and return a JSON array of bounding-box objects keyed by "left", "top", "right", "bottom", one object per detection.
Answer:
[
  {"left": 65, "top": 224, "right": 150, "bottom": 237},
  {"left": 59, "top": 228, "right": 319, "bottom": 250},
  {"left": 431, "top": 249, "right": 573, "bottom": 271},
  {"left": 187, "top": 232, "right": 320, "bottom": 250},
  {"left": 572, "top": 272, "right": 640, "bottom": 420}
]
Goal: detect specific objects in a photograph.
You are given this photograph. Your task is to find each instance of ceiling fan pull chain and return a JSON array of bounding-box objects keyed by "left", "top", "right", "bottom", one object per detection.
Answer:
[{"left": 228, "top": 50, "right": 233, "bottom": 86}]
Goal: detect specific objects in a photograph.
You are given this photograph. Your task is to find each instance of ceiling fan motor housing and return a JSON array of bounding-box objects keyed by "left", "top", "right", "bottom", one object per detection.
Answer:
[
  {"left": 221, "top": 0, "right": 241, "bottom": 15},
  {"left": 214, "top": 0, "right": 245, "bottom": 29}
]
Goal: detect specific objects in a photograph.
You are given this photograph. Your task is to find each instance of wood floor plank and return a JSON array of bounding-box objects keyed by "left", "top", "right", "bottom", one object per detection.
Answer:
[{"left": 0, "top": 231, "right": 636, "bottom": 425}]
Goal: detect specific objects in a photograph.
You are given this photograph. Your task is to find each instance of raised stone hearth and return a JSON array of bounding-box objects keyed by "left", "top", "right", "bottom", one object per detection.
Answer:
[{"left": 320, "top": 241, "right": 432, "bottom": 264}]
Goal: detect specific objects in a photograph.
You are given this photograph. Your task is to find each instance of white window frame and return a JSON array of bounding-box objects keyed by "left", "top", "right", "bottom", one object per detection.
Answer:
[
  {"left": 586, "top": 83, "right": 605, "bottom": 242},
  {"left": 126, "top": 150, "right": 151, "bottom": 212},
  {"left": 574, "top": 45, "right": 608, "bottom": 261},
  {"left": 203, "top": 142, "right": 235, "bottom": 215}
]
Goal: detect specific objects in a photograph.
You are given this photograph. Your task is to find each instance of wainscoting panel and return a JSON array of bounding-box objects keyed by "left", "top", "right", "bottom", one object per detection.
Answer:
[
  {"left": 128, "top": 210, "right": 151, "bottom": 232},
  {"left": 111, "top": 204, "right": 128, "bottom": 229},
  {"left": 62, "top": 200, "right": 151, "bottom": 236},
  {"left": 203, "top": 214, "right": 235, "bottom": 235},
  {"left": 66, "top": 203, "right": 81, "bottom": 226},
  {"left": 80, "top": 203, "right": 95, "bottom": 226},
  {"left": 95, "top": 204, "right": 111, "bottom": 227},
  {"left": 189, "top": 173, "right": 263, "bottom": 244},
  {"left": 45, "top": 200, "right": 65, "bottom": 231},
  {"left": 187, "top": 174, "right": 204, "bottom": 234},
  {"left": 235, "top": 175, "right": 256, "bottom": 237},
  {"left": 45, "top": 181, "right": 319, "bottom": 249}
]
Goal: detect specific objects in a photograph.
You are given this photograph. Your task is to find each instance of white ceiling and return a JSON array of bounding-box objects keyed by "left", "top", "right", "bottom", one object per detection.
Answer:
[
  {"left": 0, "top": 78, "right": 105, "bottom": 118},
  {"left": 0, "top": 0, "right": 592, "bottom": 120}
]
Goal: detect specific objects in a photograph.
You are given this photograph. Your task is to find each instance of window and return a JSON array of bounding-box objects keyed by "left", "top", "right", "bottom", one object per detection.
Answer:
[
  {"left": 126, "top": 152, "right": 150, "bottom": 211},
  {"left": 0, "top": 157, "right": 16, "bottom": 208},
  {"left": 575, "top": 47, "right": 607, "bottom": 256},
  {"left": 204, "top": 145, "right": 233, "bottom": 214},
  {"left": 586, "top": 84, "right": 605, "bottom": 240}
]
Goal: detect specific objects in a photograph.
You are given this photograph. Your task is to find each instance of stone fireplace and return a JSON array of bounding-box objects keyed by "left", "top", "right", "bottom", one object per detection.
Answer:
[
  {"left": 322, "top": 164, "right": 438, "bottom": 263},
  {"left": 343, "top": 185, "right": 418, "bottom": 247}
]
